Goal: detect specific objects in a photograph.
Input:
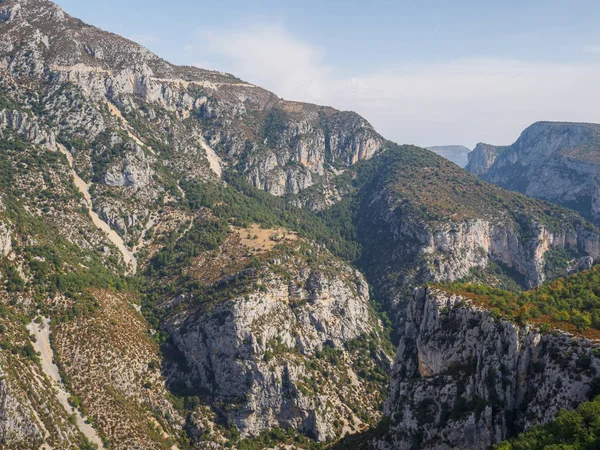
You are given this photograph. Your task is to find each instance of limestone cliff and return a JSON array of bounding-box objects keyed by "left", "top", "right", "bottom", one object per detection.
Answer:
[
  {"left": 466, "top": 143, "right": 504, "bottom": 176},
  {"left": 466, "top": 122, "right": 600, "bottom": 224},
  {"left": 355, "top": 146, "right": 600, "bottom": 318},
  {"left": 380, "top": 287, "right": 600, "bottom": 450},
  {"left": 0, "top": 0, "right": 384, "bottom": 202},
  {"left": 164, "top": 242, "right": 392, "bottom": 445}
]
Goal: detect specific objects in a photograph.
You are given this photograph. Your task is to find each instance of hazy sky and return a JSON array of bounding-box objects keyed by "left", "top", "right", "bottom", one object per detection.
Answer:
[{"left": 55, "top": 0, "right": 600, "bottom": 148}]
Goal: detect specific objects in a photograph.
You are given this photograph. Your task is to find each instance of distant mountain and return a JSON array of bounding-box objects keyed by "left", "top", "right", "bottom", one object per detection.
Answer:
[
  {"left": 427, "top": 145, "right": 471, "bottom": 167},
  {"left": 466, "top": 122, "right": 600, "bottom": 224}
]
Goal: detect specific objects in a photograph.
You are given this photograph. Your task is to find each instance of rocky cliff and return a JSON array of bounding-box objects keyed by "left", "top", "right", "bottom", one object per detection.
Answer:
[
  {"left": 466, "top": 143, "right": 504, "bottom": 176},
  {"left": 159, "top": 236, "right": 393, "bottom": 446},
  {"left": 379, "top": 287, "right": 600, "bottom": 450},
  {"left": 466, "top": 122, "right": 600, "bottom": 224},
  {"left": 353, "top": 145, "right": 600, "bottom": 319},
  {"left": 0, "top": 0, "right": 384, "bottom": 202}
]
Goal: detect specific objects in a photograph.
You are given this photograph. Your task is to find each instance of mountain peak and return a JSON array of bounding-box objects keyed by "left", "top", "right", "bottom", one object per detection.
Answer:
[{"left": 1, "top": 0, "right": 68, "bottom": 23}]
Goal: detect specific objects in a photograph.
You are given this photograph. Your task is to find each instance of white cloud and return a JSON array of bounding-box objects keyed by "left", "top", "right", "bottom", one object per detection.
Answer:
[
  {"left": 199, "top": 24, "right": 330, "bottom": 101},
  {"left": 189, "top": 24, "right": 600, "bottom": 148}
]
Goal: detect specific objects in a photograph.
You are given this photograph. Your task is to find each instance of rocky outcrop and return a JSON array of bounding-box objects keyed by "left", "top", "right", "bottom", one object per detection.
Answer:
[
  {"left": 0, "top": 0, "right": 385, "bottom": 200},
  {"left": 0, "top": 371, "right": 43, "bottom": 446},
  {"left": 246, "top": 108, "right": 384, "bottom": 196},
  {"left": 0, "top": 109, "right": 55, "bottom": 149},
  {"left": 167, "top": 250, "right": 391, "bottom": 443},
  {"left": 466, "top": 122, "right": 600, "bottom": 224},
  {"left": 380, "top": 288, "right": 600, "bottom": 450},
  {"left": 103, "top": 143, "right": 154, "bottom": 191},
  {"left": 465, "top": 143, "right": 503, "bottom": 176}
]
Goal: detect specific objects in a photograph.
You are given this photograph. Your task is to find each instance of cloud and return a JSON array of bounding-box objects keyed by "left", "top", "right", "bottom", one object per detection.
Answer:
[
  {"left": 198, "top": 24, "right": 330, "bottom": 101},
  {"left": 188, "top": 24, "right": 600, "bottom": 148}
]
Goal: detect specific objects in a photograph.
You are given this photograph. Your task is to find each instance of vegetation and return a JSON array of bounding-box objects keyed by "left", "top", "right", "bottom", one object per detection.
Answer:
[
  {"left": 181, "top": 172, "right": 360, "bottom": 262},
  {"left": 439, "top": 266, "right": 600, "bottom": 338},
  {"left": 494, "top": 395, "right": 600, "bottom": 450},
  {"left": 236, "top": 427, "right": 327, "bottom": 450}
]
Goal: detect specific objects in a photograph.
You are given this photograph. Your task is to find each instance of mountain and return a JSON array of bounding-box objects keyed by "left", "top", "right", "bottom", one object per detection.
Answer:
[
  {"left": 380, "top": 273, "right": 600, "bottom": 449},
  {"left": 466, "top": 122, "right": 600, "bottom": 224},
  {"left": 427, "top": 145, "right": 471, "bottom": 167},
  {"left": 0, "top": 1, "right": 600, "bottom": 449}
]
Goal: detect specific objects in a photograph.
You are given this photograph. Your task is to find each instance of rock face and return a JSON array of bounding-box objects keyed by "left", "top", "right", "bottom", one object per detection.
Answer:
[
  {"left": 355, "top": 147, "right": 600, "bottom": 318},
  {"left": 363, "top": 209, "right": 600, "bottom": 293},
  {"left": 0, "top": 372, "right": 43, "bottom": 446},
  {"left": 247, "top": 107, "right": 384, "bottom": 196},
  {"left": 0, "top": 0, "right": 384, "bottom": 201},
  {"left": 466, "top": 122, "right": 600, "bottom": 224},
  {"left": 167, "top": 249, "right": 391, "bottom": 443},
  {"left": 466, "top": 143, "right": 504, "bottom": 175},
  {"left": 380, "top": 288, "right": 600, "bottom": 450}
]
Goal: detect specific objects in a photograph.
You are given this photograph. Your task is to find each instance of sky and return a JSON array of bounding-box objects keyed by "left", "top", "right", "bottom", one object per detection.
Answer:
[{"left": 55, "top": 0, "right": 600, "bottom": 148}]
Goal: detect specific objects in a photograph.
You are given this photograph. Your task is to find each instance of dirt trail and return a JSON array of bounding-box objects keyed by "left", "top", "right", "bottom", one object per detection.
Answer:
[
  {"left": 28, "top": 318, "right": 105, "bottom": 449},
  {"left": 57, "top": 144, "right": 137, "bottom": 274}
]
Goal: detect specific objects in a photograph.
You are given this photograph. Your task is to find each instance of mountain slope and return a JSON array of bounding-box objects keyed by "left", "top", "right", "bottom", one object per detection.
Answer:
[
  {"left": 0, "top": 1, "right": 599, "bottom": 449},
  {"left": 0, "top": 0, "right": 384, "bottom": 205},
  {"left": 317, "top": 144, "right": 600, "bottom": 317},
  {"left": 466, "top": 122, "right": 600, "bottom": 224}
]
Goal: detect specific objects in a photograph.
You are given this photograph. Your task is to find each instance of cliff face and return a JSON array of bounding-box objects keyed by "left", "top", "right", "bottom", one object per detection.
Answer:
[
  {"left": 466, "top": 122, "right": 600, "bottom": 224},
  {"left": 466, "top": 143, "right": 504, "bottom": 176},
  {"left": 355, "top": 147, "right": 600, "bottom": 319},
  {"left": 380, "top": 288, "right": 600, "bottom": 450},
  {"left": 363, "top": 202, "right": 600, "bottom": 293},
  {"left": 165, "top": 245, "right": 392, "bottom": 444},
  {"left": 0, "top": 0, "right": 384, "bottom": 202}
]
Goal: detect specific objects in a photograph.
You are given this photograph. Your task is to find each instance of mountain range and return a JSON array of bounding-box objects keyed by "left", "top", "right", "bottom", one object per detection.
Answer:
[
  {"left": 0, "top": 1, "right": 599, "bottom": 449},
  {"left": 466, "top": 122, "right": 600, "bottom": 225}
]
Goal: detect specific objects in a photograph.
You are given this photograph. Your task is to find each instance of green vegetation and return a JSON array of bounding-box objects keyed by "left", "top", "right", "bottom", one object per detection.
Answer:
[
  {"left": 370, "top": 144, "right": 593, "bottom": 232},
  {"left": 180, "top": 172, "right": 360, "bottom": 261},
  {"left": 439, "top": 266, "right": 600, "bottom": 337},
  {"left": 494, "top": 395, "right": 600, "bottom": 450},
  {"left": 149, "top": 218, "right": 230, "bottom": 276},
  {"left": 0, "top": 133, "right": 134, "bottom": 324},
  {"left": 236, "top": 427, "right": 327, "bottom": 450}
]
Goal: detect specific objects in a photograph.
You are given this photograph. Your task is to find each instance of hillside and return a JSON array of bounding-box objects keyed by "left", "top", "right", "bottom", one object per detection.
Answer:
[
  {"left": 0, "top": 1, "right": 599, "bottom": 449},
  {"left": 494, "top": 395, "right": 600, "bottom": 449},
  {"left": 321, "top": 144, "right": 600, "bottom": 315},
  {"left": 466, "top": 121, "right": 600, "bottom": 224}
]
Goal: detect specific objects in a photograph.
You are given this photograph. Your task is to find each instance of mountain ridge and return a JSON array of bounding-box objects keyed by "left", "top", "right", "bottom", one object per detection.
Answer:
[
  {"left": 466, "top": 121, "right": 600, "bottom": 224},
  {"left": 0, "top": 1, "right": 599, "bottom": 449}
]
